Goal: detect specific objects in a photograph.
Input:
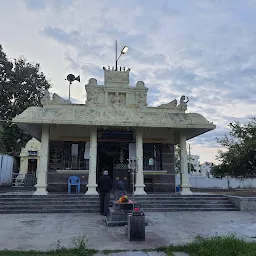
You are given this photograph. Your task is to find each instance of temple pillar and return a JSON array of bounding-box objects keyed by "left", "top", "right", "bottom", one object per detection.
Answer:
[
  {"left": 180, "top": 133, "right": 192, "bottom": 195},
  {"left": 134, "top": 129, "right": 147, "bottom": 195},
  {"left": 33, "top": 124, "right": 49, "bottom": 195},
  {"left": 86, "top": 127, "right": 98, "bottom": 195}
]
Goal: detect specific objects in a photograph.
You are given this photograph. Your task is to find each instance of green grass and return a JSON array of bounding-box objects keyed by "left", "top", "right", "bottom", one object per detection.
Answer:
[
  {"left": 1, "top": 235, "right": 256, "bottom": 256},
  {"left": 0, "top": 249, "right": 96, "bottom": 256},
  {"left": 165, "top": 235, "right": 256, "bottom": 256},
  {"left": 0, "top": 236, "right": 96, "bottom": 256}
]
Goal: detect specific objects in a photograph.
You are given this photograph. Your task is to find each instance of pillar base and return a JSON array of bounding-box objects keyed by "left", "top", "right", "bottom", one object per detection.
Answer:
[
  {"left": 180, "top": 185, "right": 193, "bottom": 195},
  {"left": 33, "top": 186, "right": 48, "bottom": 196},
  {"left": 33, "top": 184, "right": 49, "bottom": 196},
  {"left": 85, "top": 185, "right": 98, "bottom": 195},
  {"left": 134, "top": 186, "right": 147, "bottom": 195}
]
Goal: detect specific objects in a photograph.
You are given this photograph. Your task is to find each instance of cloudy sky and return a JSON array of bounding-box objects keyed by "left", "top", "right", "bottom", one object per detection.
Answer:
[{"left": 1, "top": 0, "right": 256, "bottom": 163}]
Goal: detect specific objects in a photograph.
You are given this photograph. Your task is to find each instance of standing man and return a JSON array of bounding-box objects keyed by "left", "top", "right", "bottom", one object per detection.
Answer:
[{"left": 98, "top": 170, "right": 113, "bottom": 216}]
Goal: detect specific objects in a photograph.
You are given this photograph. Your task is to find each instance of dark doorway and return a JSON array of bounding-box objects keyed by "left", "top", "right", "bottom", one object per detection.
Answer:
[
  {"left": 28, "top": 159, "right": 37, "bottom": 174},
  {"left": 97, "top": 145, "right": 114, "bottom": 180},
  {"left": 97, "top": 142, "right": 131, "bottom": 191},
  {"left": 24, "top": 159, "right": 37, "bottom": 187}
]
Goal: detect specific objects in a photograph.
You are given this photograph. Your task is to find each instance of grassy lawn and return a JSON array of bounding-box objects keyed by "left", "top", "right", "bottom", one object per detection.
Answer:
[
  {"left": 0, "top": 235, "right": 256, "bottom": 256},
  {"left": 165, "top": 235, "right": 256, "bottom": 256},
  {"left": 0, "top": 249, "right": 96, "bottom": 256}
]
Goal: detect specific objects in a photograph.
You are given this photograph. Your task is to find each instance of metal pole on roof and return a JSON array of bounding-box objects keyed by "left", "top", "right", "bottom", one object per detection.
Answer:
[
  {"left": 115, "top": 40, "right": 118, "bottom": 71},
  {"left": 188, "top": 144, "right": 191, "bottom": 173}
]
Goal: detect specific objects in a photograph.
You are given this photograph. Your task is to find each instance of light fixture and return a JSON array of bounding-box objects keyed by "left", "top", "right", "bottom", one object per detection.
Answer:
[
  {"left": 115, "top": 40, "right": 129, "bottom": 71},
  {"left": 121, "top": 46, "right": 128, "bottom": 54}
]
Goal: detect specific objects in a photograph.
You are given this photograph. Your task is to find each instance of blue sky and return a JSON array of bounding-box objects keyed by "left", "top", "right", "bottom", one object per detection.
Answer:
[{"left": 1, "top": 0, "right": 256, "bottom": 163}]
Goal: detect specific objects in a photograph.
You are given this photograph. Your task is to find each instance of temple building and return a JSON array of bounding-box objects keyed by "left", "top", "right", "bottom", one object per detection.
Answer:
[{"left": 13, "top": 66, "right": 215, "bottom": 195}]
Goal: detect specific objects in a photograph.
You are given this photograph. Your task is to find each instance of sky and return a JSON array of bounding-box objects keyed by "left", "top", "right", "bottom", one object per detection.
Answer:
[{"left": 1, "top": 0, "right": 256, "bottom": 164}]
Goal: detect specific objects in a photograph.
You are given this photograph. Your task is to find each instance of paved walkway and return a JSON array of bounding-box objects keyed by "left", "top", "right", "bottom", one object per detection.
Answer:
[{"left": 0, "top": 211, "right": 256, "bottom": 251}]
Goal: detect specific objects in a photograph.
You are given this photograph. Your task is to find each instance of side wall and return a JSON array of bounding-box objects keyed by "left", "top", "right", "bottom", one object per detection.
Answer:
[
  {"left": 47, "top": 141, "right": 89, "bottom": 192},
  {"left": 227, "top": 196, "right": 256, "bottom": 211},
  {"left": 176, "top": 175, "right": 256, "bottom": 189},
  {"left": 47, "top": 141, "right": 175, "bottom": 193}
]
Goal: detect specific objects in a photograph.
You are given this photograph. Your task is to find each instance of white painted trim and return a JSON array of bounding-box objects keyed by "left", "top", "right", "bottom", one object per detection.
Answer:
[{"left": 56, "top": 170, "right": 89, "bottom": 175}]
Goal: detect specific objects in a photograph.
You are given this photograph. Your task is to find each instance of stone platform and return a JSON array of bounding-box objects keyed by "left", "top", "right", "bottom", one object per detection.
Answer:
[{"left": 106, "top": 201, "right": 142, "bottom": 226}]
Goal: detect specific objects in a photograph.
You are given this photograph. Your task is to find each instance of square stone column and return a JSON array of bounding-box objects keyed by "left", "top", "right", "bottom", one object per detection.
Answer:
[
  {"left": 134, "top": 129, "right": 147, "bottom": 195},
  {"left": 180, "top": 133, "right": 192, "bottom": 195},
  {"left": 86, "top": 127, "right": 98, "bottom": 195},
  {"left": 33, "top": 124, "right": 49, "bottom": 195}
]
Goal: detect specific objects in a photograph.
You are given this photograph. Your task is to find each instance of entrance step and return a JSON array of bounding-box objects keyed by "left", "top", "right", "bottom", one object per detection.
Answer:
[{"left": 0, "top": 194, "right": 238, "bottom": 213}]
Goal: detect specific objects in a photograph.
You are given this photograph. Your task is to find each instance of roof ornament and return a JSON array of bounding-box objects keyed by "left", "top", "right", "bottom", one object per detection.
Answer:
[
  {"left": 65, "top": 74, "right": 80, "bottom": 101},
  {"left": 178, "top": 96, "right": 189, "bottom": 111}
]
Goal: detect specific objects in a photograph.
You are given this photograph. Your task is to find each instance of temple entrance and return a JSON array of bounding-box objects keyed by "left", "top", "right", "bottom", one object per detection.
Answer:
[
  {"left": 97, "top": 142, "right": 131, "bottom": 191},
  {"left": 28, "top": 159, "right": 37, "bottom": 174}
]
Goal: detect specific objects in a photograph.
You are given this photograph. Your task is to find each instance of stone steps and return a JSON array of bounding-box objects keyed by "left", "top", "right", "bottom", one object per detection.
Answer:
[
  {"left": 0, "top": 199, "right": 98, "bottom": 203},
  {"left": 0, "top": 208, "right": 99, "bottom": 214},
  {"left": 0, "top": 205, "right": 99, "bottom": 210},
  {"left": 0, "top": 194, "right": 238, "bottom": 213},
  {"left": 141, "top": 203, "right": 234, "bottom": 208},
  {"left": 0, "top": 200, "right": 231, "bottom": 206},
  {"left": 143, "top": 207, "right": 238, "bottom": 212},
  {"left": 132, "top": 197, "right": 228, "bottom": 201},
  {"left": 131, "top": 194, "right": 227, "bottom": 198},
  {"left": 0, "top": 198, "right": 228, "bottom": 203}
]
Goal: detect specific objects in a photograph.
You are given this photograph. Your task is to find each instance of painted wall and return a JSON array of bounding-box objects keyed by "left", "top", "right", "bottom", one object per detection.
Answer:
[
  {"left": 19, "top": 138, "right": 41, "bottom": 175},
  {"left": 176, "top": 175, "right": 256, "bottom": 189},
  {"left": 0, "top": 155, "right": 14, "bottom": 186}
]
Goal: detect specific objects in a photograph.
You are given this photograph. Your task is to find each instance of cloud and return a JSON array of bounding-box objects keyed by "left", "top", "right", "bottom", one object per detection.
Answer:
[
  {"left": 25, "top": 0, "right": 46, "bottom": 10},
  {"left": 24, "top": 0, "right": 73, "bottom": 10},
  {"left": 1, "top": 0, "right": 256, "bottom": 163},
  {"left": 42, "top": 27, "right": 80, "bottom": 46}
]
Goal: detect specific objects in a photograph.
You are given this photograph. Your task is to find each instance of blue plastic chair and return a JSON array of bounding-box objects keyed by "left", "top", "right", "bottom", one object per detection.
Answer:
[{"left": 68, "top": 176, "right": 80, "bottom": 194}]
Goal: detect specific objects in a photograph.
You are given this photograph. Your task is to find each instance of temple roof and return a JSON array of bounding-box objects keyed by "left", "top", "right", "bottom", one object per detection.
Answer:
[{"left": 13, "top": 68, "right": 216, "bottom": 140}]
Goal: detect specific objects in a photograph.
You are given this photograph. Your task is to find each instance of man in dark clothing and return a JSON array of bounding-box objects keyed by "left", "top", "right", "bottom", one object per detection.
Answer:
[{"left": 98, "top": 170, "right": 113, "bottom": 216}]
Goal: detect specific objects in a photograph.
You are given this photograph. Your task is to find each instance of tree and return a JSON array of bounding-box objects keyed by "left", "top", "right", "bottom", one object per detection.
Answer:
[
  {"left": 0, "top": 45, "right": 13, "bottom": 154},
  {"left": 212, "top": 118, "right": 256, "bottom": 178},
  {"left": 188, "top": 159, "right": 196, "bottom": 173},
  {"left": 0, "top": 45, "right": 13, "bottom": 122},
  {"left": 174, "top": 144, "right": 196, "bottom": 174},
  {"left": 174, "top": 145, "right": 180, "bottom": 174},
  {"left": 0, "top": 45, "right": 51, "bottom": 156},
  {"left": 0, "top": 126, "right": 6, "bottom": 152}
]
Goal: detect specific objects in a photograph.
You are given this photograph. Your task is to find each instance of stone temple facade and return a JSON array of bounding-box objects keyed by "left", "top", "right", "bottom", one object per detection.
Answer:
[{"left": 13, "top": 67, "right": 215, "bottom": 195}]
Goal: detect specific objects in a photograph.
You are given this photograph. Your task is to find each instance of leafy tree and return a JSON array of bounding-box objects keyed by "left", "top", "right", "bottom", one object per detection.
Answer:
[
  {"left": 0, "top": 45, "right": 51, "bottom": 156},
  {"left": 174, "top": 144, "right": 196, "bottom": 174},
  {"left": 0, "top": 126, "right": 6, "bottom": 152},
  {"left": 174, "top": 145, "right": 180, "bottom": 174},
  {"left": 0, "top": 45, "right": 13, "bottom": 122},
  {"left": 212, "top": 118, "right": 256, "bottom": 178},
  {"left": 188, "top": 160, "right": 196, "bottom": 173},
  {"left": 0, "top": 45, "right": 13, "bottom": 153}
]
